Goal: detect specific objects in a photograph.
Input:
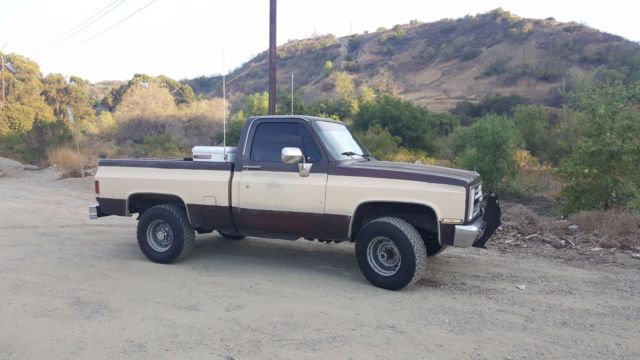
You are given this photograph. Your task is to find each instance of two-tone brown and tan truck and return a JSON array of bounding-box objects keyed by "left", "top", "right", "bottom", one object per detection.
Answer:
[{"left": 90, "top": 115, "right": 500, "bottom": 290}]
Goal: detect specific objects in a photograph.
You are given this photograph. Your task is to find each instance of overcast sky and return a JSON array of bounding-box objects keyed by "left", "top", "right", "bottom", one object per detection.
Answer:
[{"left": 2, "top": 0, "right": 639, "bottom": 82}]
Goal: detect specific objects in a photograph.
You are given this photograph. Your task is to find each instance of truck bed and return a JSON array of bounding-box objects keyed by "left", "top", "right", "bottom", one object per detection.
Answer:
[{"left": 96, "top": 159, "right": 235, "bottom": 231}]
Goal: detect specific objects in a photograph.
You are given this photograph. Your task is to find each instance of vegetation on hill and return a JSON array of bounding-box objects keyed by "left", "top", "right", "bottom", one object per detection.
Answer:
[{"left": 1, "top": 9, "right": 640, "bottom": 217}]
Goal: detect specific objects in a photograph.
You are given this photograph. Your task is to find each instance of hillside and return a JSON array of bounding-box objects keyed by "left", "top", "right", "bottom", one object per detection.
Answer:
[{"left": 185, "top": 9, "right": 640, "bottom": 111}]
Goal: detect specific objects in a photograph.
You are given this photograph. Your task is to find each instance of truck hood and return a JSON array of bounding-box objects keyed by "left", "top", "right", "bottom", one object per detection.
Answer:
[{"left": 332, "top": 160, "right": 481, "bottom": 187}]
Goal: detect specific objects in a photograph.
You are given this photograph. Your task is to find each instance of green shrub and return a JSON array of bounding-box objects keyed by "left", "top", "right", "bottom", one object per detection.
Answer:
[
  {"left": 559, "top": 80, "right": 640, "bottom": 213},
  {"left": 21, "top": 119, "right": 73, "bottom": 164},
  {"left": 355, "top": 125, "right": 401, "bottom": 159},
  {"left": 354, "top": 95, "right": 438, "bottom": 153},
  {"left": 455, "top": 114, "right": 519, "bottom": 191},
  {"left": 0, "top": 103, "right": 36, "bottom": 135},
  {"left": 137, "top": 134, "right": 189, "bottom": 158}
]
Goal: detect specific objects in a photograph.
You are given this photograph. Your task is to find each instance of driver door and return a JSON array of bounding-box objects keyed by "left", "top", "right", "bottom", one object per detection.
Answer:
[{"left": 237, "top": 119, "right": 327, "bottom": 238}]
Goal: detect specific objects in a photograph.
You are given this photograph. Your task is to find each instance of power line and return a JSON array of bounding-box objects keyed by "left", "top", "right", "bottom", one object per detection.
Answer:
[
  {"left": 30, "top": 0, "right": 128, "bottom": 56},
  {"left": 41, "top": 0, "right": 159, "bottom": 60}
]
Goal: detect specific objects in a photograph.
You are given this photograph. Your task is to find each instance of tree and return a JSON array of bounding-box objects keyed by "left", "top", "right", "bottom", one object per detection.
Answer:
[
  {"left": 359, "top": 85, "right": 375, "bottom": 104},
  {"left": 323, "top": 60, "right": 334, "bottom": 76},
  {"left": 559, "top": 79, "right": 640, "bottom": 212},
  {"left": 512, "top": 104, "right": 548, "bottom": 156},
  {"left": 455, "top": 114, "right": 519, "bottom": 191},
  {"left": 355, "top": 125, "right": 401, "bottom": 159},
  {"left": 114, "top": 85, "right": 177, "bottom": 121},
  {"left": 243, "top": 92, "right": 269, "bottom": 116},
  {"left": 0, "top": 103, "right": 35, "bottom": 135},
  {"left": 354, "top": 95, "right": 437, "bottom": 153},
  {"left": 333, "top": 71, "right": 354, "bottom": 99}
]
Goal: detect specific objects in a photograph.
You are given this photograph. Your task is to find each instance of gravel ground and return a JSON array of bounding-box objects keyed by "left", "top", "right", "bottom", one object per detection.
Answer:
[{"left": 0, "top": 160, "right": 639, "bottom": 359}]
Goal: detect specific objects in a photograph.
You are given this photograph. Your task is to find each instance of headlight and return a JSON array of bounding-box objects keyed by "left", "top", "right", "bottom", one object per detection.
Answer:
[{"left": 468, "top": 183, "right": 482, "bottom": 220}]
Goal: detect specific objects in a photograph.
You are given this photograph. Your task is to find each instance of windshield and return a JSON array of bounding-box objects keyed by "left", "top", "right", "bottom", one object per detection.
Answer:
[{"left": 313, "top": 121, "right": 369, "bottom": 161}]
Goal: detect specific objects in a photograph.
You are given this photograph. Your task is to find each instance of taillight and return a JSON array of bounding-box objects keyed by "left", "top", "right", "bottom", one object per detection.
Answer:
[{"left": 95, "top": 180, "right": 100, "bottom": 195}]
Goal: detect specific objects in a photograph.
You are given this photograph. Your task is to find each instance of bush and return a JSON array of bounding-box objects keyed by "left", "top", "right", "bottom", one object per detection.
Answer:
[
  {"left": 482, "top": 60, "right": 508, "bottom": 77},
  {"left": 460, "top": 49, "right": 482, "bottom": 62},
  {"left": 455, "top": 114, "right": 519, "bottom": 191},
  {"left": 216, "top": 111, "right": 246, "bottom": 146},
  {"left": 355, "top": 125, "right": 400, "bottom": 159},
  {"left": 354, "top": 95, "right": 438, "bottom": 153},
  {"left": 0, "top": 103, "right": 36, "bottom": 135},
  {"left": 452, "top": 95, "right": 529, "bottom": 124},
  {"left": 47, "top": 147, "right": 86, "bottom": 178},
  {"left": 137, "top": 134, "right": 189, "bottom": 158},
  {"left": 559, "top": 80, "right": 640, "bottom": 213},
  {"left": 21, "top": 119, "right": 73, "bottom": 164}
]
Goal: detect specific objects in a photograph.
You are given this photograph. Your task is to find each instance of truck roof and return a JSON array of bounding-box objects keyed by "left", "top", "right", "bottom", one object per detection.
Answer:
[{"left": 246, "top": 115, "right": 341, "bottom": 124}]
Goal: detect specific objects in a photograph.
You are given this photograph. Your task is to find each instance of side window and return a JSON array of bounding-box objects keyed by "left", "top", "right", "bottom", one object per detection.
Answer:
[
  {"left": 301, "top": 127, "right": 321, "bottom": 163},
  {"left": 250, "top": 123, "right": 302, "bottom": 162}
]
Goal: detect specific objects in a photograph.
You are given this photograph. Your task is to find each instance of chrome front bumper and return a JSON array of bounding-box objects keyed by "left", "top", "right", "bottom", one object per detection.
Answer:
[
  {"left": 89, "top": 203, "right": 100, "bottom": 219},
  {"left": 453, "top": 217, "right": 487, "bottom": 247}
]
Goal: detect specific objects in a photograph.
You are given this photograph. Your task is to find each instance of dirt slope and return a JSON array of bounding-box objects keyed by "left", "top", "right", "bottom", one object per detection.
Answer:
[
  {"left": 0, "top": 160, "right": 639, "bottom": 359},
  {"left": 185, "top": 9, "right": 640, "bottom": 112}
]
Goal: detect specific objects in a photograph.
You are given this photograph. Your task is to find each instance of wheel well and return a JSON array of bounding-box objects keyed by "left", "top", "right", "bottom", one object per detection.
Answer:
[
  {"left": 128, "top": 193, "right": 186, "bottom": 216},
  {"left": 350, "top": 202, "right": 438, "bottom": 241}
]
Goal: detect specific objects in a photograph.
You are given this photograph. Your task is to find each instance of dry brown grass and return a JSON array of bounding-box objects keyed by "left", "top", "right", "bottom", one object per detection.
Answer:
[
  {"left": 502, "top": 204, "right": 555, "bottom": 235},
  {"left": 569, "top": 210, "right": 640, "bottom": 250},
  {"left": 500, "top": 201, "right": 640, "bottom": 251},
  {"left": 47, "top": 148, "right": 94, "bottom": 178}
]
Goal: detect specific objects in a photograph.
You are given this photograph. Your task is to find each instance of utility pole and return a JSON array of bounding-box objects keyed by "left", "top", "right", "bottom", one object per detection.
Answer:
[
  {"left": 268, "top": 0, "right": 277, "bottom": 115},
  {"left": 291, "top": 73, "right": 294, "bottom": 115}
]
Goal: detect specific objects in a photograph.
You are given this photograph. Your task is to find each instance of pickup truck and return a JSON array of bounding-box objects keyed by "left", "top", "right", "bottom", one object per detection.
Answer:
[{"left": 90, "top": 115, "right": 500, "bottom": 290}]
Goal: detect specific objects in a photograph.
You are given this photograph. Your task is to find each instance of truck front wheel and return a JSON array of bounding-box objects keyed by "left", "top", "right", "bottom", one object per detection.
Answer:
[
  {"left": 355, "top": 217, "right": 427, "bottom": 290},
  {"left": 137, "top": 204, "right": 195, "bottom": 264}
]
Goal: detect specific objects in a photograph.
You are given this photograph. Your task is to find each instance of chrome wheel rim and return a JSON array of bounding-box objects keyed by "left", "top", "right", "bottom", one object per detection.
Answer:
[
  {"left": 146, "top": 220, "right": 174, "bottom": 252},
  {"left": 366, "top": 236, "right": 401, "bottom": 276}
]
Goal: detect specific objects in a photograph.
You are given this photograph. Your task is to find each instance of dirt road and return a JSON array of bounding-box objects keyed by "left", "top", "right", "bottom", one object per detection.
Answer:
[{"left": 1, "top": 160, "right": 638, "bottom": 359}]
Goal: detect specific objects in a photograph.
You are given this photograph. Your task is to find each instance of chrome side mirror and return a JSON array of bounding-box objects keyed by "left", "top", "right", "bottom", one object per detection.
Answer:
[
  {"left": 281, "top": 147, "right": 304, "bottom": 164},
  {"left": 281, "top": 147, "right": 313, "bottom": 177},
  {"left": 298, "top": 163, "right": 313, "bottom": 177}
]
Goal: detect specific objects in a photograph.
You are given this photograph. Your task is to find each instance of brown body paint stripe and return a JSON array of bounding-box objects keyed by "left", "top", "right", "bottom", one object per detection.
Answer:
[
  {"left": 328, "top": 163, "right": 470, "bottom": 187},
  {"left": 96, "top": 198, "right": 351, "bottom": 241},
  {"left": 99, "top": 159, "right": 233, "bottom": 171},
  {"left": 234, "top": 208, "right": 350, "bottom": 241},
  {"left": 97, "top": 198, "right": 128, "bottom": 216}
]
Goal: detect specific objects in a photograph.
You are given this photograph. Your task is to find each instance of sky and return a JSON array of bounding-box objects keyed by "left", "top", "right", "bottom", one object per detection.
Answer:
[{"left": 1, "top": 0, "right": 639, "bottom": 83}]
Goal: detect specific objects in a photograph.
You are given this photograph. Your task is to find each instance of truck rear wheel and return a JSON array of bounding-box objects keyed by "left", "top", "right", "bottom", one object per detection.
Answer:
[
  {"left": 137, "top": 204, "right": 195, "bottom": 264},
  {"left": 355, "top": 217, "right": 427, "bottom": 290}
]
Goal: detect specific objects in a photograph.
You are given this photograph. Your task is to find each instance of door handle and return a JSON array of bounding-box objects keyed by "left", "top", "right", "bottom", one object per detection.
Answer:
[{"left": 243, "top": 165, "right": 262, "bottom": 170}]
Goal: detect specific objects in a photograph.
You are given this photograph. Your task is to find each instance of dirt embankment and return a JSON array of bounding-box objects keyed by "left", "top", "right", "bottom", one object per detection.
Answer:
[{"left": 1, "top": 158, "right": 638, "bottom": 359}]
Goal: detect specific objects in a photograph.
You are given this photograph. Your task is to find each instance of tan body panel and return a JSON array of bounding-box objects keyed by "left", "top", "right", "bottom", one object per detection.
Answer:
[
  {"left": 236, "top": 171, "right": 327, "bottom": 213},
  {"left": 325, "top": 175, "right": 467, "bottom": 222},
  {"left": 96, "top": 166, "right": 231, "bottom": 207}
]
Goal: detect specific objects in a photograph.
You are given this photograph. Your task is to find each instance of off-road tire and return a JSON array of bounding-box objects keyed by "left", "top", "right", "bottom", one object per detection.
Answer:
[
  {"left": 137, "top": 204, "right": 195, "bottom": 264},
  {"left": 218, "top": 231, "right": 246, "bottom": 240},
  {"left": 355, "top": 217, "right": 427, "bottom": 290}
]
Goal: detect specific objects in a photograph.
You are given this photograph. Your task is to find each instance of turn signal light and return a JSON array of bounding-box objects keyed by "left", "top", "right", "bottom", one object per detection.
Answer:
[{"left": 95, "top": 180, "right": 100, "bottom": 195}]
